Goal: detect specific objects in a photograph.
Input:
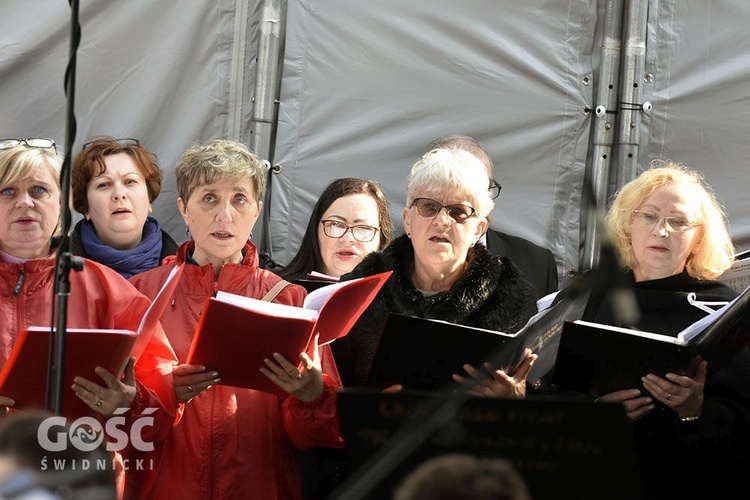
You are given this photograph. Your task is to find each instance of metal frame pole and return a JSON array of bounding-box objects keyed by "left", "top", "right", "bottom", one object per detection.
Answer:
[
  {"left": 615, "top": 0, "right": 650, "bottom": 191},
  {"left": 581, "top": 0, "right": 625, "bottom": 271},
  {"left": 250, "top": 0, "right": 285, "bottom": 258}
]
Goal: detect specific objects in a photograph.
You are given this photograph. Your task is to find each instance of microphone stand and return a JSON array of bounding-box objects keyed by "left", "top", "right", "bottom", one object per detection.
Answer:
[{"left": 46, "top": 0, "right": 84, "bottom": 416}]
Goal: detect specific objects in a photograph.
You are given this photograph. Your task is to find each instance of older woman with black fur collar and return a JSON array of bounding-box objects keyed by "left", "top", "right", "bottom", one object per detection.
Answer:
[{"left": 331, "top": 148, "right": 539, "bottom": 393}]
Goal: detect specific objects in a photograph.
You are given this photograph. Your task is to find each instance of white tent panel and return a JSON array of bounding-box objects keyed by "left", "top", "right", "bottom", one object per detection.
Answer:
[
  {"left": 2, "top": 0, "right": 749, "bottom": 282},
  {"left": 0, "top": 0, "right": 258, "bottom": 241},
  {"left": 272, "top": 0, "right": 598, "bottom": 280},
  {"left": 642, "top": 0, "right": 750, "bottom": 252}
]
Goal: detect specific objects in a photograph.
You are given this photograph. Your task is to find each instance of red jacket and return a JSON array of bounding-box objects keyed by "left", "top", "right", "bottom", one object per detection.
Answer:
[
  {"left": 129, "top": 241, "right": 344, "bottom": 500},
  {"left": 0, "top": 257, "right": 179, "bottom": 493}
]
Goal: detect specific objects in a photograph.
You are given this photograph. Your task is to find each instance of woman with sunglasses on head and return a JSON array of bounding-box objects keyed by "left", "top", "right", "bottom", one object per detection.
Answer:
[
  {"left": 0, "top": 138, "right": 179, "bottom": 497},
  {"left": 331, "top": 148, "right": 538, "bottom": 390},
  {"left": 280, "top": 178, "right": 394, "bottom": 282},
  {"left": 71, "top": 136, "right": 178, "bottom": 278},
  {"left": 551, "top": 161, "right": 748, "bottom": 498}
]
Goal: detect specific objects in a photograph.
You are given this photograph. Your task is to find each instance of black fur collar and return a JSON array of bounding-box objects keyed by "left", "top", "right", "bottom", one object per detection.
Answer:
[{"left": 346, "top": 235, "right": 537, "bottom": 332}]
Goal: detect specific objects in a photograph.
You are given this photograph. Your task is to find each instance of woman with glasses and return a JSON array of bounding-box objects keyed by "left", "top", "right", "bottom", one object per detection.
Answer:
[
  {"left": 281, "top": 179, "right": 393, "bottom": 500},
  {"left": 423, "top": 134, "right": 559, "bottom": 298},
  {"left": 70, "top": 136, "right": 178, "bottom": 278},
  {"left": 0, "top": 139, "right": 178, "bottom": 496},
  {"left": 552, "top": 161, "right": 747, "bottom": 498},
  {"left": 281, "top": 178, "right": 393, "bottom": 282},
  {"left": 331, "top": 148, "right": 539, "bottom": 390},
  {"left": 129, "top": 140, "right": 343, "bottom": 500}
]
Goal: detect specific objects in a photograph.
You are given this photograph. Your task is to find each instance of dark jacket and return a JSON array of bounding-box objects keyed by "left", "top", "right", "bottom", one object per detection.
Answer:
[
  {"left": 331, "top": 235, "right": 538, "bottom": 387},
  {"left": 558, "top": 271, "right": 750, "bottom": 499},
  {"left": 485, "top": 228, "right": 558, "bottom": 299}
]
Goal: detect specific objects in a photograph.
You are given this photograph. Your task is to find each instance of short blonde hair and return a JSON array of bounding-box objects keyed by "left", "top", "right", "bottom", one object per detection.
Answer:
[
  {"left": 175, "top": 139, "right": 266, "bottom": 203},
  {"left": 0, "top": 144, "right": 64, "bottom": 238},
  {"left": 606, "top": 160, "right": 734, "bottom": 280},
  {"left": 406, "top": 148, "right": 494, "bottom": 217},
  {"left": 0, "top": 145, "right": 63, "bottom": 187}
]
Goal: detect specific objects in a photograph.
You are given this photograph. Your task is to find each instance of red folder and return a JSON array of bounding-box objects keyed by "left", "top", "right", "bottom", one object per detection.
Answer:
[
  {"left": 0, "top": 263, "right": 184, "bottom": 419},
  {"left": 0, "top": 328, "right": 137, "bottom": 420},
  {"left": 185, "top": 271, "right": 392, "bottom": 397}
]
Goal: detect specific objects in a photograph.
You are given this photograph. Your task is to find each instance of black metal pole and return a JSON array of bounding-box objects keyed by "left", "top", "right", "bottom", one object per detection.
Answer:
[{"left": 46, "top": 0, "right": 83, "bottom": 416}]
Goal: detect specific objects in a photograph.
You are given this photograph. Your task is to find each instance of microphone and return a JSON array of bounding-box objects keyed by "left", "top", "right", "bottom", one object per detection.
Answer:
[
  {"left": 582, "top": 203, "right": 640, "bottom": 328},
  {"left": 577, "top": 174, "right": 640, "bottom": 328}
]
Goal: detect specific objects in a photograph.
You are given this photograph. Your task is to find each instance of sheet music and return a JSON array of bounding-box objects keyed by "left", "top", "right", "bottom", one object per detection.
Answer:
[{"left": 718, "top": 255, "right": 750, "bottom": 294}]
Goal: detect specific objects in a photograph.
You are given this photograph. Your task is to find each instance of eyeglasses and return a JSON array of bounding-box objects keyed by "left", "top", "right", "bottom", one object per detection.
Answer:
[
  {"left": 82, "top": 137, "right": 141, "bottom": 150},
  {"left": 0, "top": 138, "right": 57, "bottom": 153},
  {"left": 320, "top": 219, "right": 380, "bottom": 242},
  {"left": 410, "top": 198, "right": 477, "bottom": 224},
  {"left": 632, "top": 210, "right": 699, "bottom": 233},
  {"left": 489, "top": 179, "right": 502, "bottom": 200}
]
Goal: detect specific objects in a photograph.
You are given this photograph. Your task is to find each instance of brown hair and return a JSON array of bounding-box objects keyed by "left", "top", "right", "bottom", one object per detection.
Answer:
[{"left": 72, "top": 136, "right": 163, "bottom": 214}]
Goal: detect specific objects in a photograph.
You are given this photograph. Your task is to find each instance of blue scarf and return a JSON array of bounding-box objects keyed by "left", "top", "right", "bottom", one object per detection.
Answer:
[{"left": 80, "top": 216, "right": 164, "bottom": 278}]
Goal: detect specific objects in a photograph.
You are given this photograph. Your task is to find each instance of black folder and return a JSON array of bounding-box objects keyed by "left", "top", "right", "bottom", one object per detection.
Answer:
[
  {"left": 334, "top": 389, "right": 643, "bottom": 500},
  {"left": 365, "top": 289, "right": 589, "bottom": 390},
  {"left": 553, "top": 284, "right": 750, "bottom": 396}
]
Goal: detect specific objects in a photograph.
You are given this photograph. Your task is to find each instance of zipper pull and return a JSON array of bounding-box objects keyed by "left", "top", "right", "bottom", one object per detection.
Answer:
[{"left": 13, "top": 269, "right": 25, "bottom": 296}]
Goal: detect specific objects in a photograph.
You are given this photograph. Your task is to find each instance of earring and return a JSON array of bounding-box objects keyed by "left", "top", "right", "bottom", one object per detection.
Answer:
[{"left": 185, "top": 227, "right": 191, "bottom": 238}]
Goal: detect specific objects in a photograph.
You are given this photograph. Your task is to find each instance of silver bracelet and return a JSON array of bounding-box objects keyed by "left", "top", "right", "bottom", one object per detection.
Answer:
[{"left": 679, "top": 413, "right": 701, "bottom": 422}]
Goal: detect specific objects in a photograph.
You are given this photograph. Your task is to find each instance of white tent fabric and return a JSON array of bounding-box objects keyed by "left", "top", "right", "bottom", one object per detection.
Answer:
[
  {"left": 642, "top": 1, "right": 750, "bottom": 249},
  {"left": 272, "top": 0, "right": 597, "bottom": 280},
  {"left": 2, "top": 0, "right": 749, "bottom": 286},
  {"left": 0, "top": 0, "right": 260, "bottom": 240}
]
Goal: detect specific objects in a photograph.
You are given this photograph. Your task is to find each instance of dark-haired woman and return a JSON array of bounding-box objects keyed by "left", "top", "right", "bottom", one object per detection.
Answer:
[{"left": 281, "top": 177, "right": 393, "bottom": 281}]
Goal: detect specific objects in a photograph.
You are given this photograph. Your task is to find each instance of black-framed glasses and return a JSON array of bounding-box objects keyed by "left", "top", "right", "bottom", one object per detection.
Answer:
[
  {"left": 489, "top": 179, "right": 502, "bottom": 200},
  {"left": 410, "top": 198, "right": 477, "bottom": 224},
  {"left": 632, "top": 209, "right": 699, "bottom": 233},
  {"left": 0, "top": 138, "right": 57, "bottom": 153},
  {"left": 320, "top": 219, "right": 380, "bottom": 242},
  {"left": 82, "top": 137, "right": 141, "bottom": 150}
]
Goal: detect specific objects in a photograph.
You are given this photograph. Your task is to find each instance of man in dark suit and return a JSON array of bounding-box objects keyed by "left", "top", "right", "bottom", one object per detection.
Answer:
[{"left": 424, "top": 134, "right": 559, "bottom": 298}]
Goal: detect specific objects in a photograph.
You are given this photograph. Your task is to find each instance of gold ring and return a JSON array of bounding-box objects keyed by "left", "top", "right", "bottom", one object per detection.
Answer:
[{"left": 95, "top": 398, "right": 103, "bottom": 407}]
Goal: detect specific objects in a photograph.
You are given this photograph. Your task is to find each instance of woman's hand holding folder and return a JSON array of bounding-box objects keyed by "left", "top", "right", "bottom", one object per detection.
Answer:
[
  {"left": 451, "top": 349, "right": 538, "bottom": 398},
  {"left": 261, "top": 333, "right": 325, "bottom": 403},
  {"left": 174, "top": 363, "right": 221, "bottom": 403},
  {"left": 72, "top": 357, "right": 137, "bottom": 416}
]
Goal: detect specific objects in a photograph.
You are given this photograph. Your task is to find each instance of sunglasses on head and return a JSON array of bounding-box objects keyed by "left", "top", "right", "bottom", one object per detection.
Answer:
[
  {"left": 0, "top": 138, "right": 57, "bottom": 153},
  {"left": 81, "top": 137, "right": 141, "bottom": 150}
]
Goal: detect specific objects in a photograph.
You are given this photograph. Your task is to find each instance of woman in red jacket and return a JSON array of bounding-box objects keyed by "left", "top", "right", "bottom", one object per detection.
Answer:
[
  {"left": 129, "top": 139, "right": 343, "bottom": 500},
  {"left": 0, "top": 138, "right": 179, "bottom": 497}
]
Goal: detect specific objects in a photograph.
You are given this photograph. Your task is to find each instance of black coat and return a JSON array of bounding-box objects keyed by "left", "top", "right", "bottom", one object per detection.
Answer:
[
  {"left": 485, "top": 228, "right": 559, "bottom": 299},
  {"left": 331, "top": 235, "right": 538, "bottom": 387},
  {"left": 559, "top": 271, "right": 750, "bottom": 499}
]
